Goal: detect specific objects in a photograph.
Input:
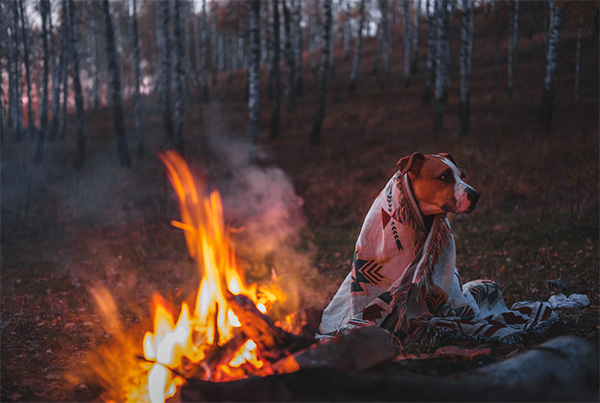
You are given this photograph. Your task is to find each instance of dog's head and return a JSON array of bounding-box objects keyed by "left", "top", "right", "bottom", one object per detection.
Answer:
[{"left": 397, "top": 152, "right": 480, "bottom": 215}]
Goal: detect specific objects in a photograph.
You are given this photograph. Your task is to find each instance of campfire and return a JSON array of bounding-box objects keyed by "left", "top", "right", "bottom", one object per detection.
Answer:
[{"left": 87, "top": 151, "right": 316, "bottom": 402}]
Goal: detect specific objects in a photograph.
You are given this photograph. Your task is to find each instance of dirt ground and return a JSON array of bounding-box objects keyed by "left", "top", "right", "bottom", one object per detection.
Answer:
[{"left": 1, "top": 6, "right": 598, "bottom": 402}]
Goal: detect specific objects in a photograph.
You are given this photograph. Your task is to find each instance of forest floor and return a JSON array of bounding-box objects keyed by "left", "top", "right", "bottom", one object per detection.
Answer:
[{"left": 1, "top": 9, "right": 599, "bottom": 403}]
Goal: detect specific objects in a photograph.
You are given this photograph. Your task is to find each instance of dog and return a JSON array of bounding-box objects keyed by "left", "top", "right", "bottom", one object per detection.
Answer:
[{"left": 317, "top": 152, "right": 480, "bottom": 337}]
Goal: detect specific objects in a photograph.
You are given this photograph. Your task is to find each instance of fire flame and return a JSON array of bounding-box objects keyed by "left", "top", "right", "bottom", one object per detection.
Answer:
[{"left": 125, "top": 151, "right": 291, "bottom": 402}]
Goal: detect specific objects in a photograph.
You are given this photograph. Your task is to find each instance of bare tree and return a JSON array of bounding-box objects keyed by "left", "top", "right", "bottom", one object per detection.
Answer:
[
  {"left": 34, "top": 0, "right": 51, "bottom": 164},
  {"left": 3, "top": 2, "right": 16, "bottom": 138},
  {"left": 248, "top": 0, "right": 261, "bottom": 146},
  {"left": 269, "top": 0, "right": 282, "bottom": 139},
  {"left": 102, "top": 0, "right": 131, "bottom": 168},
  {"left": 492, "top": 0, "right": 500, "bottom": 104},
  {"left": 58, "top": 0, "right": 70, "bottom": 141},
  {"left": 343, "top": 2, "right": 351, "bottom": 60},
  {"left": 423, "top": 0, "right": 437, "bottom": 105},
  {"left": 540, "top": 0, "right": 565, "bottom": 132},
  {"left": 402, "top": 0, "right": 412, "bottom": 87},
  {"left": 68, "top": 0, "right": 86, "bottom": 169},
  {"left": 131, "top": 0, "right": 143, "bottom": 158},
  {"left": 379, "top": 0, "right": 391, "bottom": 88},
  {"left": 310, "top": 0, "right": 332, "bottom": 145},
  {"left": 349, "top": 0, "right": 365, "bottom": 92},
  {"left": 411, "top": 0, "right": 422, "bottom": 74},
  {"left": 459, "top": 0, "right": 474, "bottom": 135},
  {"left": 173, "top": 0, "right": 186, "bottom": 154},
  {"left": 160, "top": 0, "right": 174, "bottom": 144},
  {"left": 434, "top": 0, "right": 449, "bottom": 132},
  {"left": 507, "top": 0, "right": 519, "bottom": 102},
  {"left": 10, "top": 1, "right": 23, "bottom": 141},
  {"left": 89, "top": 2, "right": 101, "bottom": 109},
  {"left": 48, "top": 0, "right": 60, "bottom": 137},
  {"left": 294, "top": 0, "right": 303, "bottom": 96},
  {"left": 19, "top": 0, "right": 34, "bottom": 141},
  {"left": 283, "top": 0, "right": 296, "bottom": 112},
  {"left": 574, "top": 14, "right": 582, "bottom": 101}
]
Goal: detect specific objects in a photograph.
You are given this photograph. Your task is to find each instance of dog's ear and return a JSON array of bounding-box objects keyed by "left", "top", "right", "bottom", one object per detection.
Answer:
[
  {"left": 397, "top": 152, "right": 425, "bottom": 175},
  {"left": 439, "top": 153, "right": 458, "bottom": 167}
]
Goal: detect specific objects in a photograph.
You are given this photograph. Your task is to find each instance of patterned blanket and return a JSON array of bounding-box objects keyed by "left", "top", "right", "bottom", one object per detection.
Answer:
[{"left": 317, "top": 171, "right": 557, "bottom": 344}]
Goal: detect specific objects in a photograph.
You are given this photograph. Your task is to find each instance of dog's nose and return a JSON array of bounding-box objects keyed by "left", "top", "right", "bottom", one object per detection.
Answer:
[{"left": 467, "top": 189, "right": 480, "bottom": 205}]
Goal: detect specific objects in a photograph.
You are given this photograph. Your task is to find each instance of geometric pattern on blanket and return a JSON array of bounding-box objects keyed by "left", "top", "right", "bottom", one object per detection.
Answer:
[{"left": 316, "top": 168, "right": 558, "bottom": 345}]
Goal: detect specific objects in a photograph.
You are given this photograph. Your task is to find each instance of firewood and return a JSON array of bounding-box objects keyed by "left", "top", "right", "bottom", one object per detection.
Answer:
[
  {"left": 259, "top": 326, "right": 398, "bottom": 375},
  {"left": 225, "top": 292, "right": 314, "bottom": 361}
]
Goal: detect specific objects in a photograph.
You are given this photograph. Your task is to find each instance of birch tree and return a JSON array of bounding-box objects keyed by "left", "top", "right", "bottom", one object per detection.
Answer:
[
  {"left": 102, "top": 0, "right": 131, "bottom": 168},
  {"left": 459, "top": 0, "right": 474, "bottom": 135},
  {"left": 248, "top": 0, "right": 261, "bottom": 145},
  {"left": 434, "top": 0, "right": 449, "bottom": 132},
  {"left": 90, "top": 2, "right": 101, "bottom": 109},
  {"left": 540, "top": 0, "right": 565, "bottom": 132},
  {"left": 574, "top": 14, "right": 582, "bottom": 101},
  {"left": 294, "top": 1, "right": 303, "bottom": 96},
  {"left": 283, "top": 0, "right": 296, "bottom": 112},
  {"left": 349, "top": 0, "right": 365, "bottom": 92},
  {"left": 19, "top": 0, "right": 34, "bottom": 140},
  {"left": 48, "top": 0, "right": 60, "bottom": 134},
  {"left": 411, "top": 0, "right": 422, "bottom": 74},
  {"left": 3, "top": 2, "right": 15, "bottom": 136},
  {"left": 10, "top": 1, "right": 22, "bottom": 141},
  {"left": 174, "top": 0, "right": 186, "bottom": 154},
  {"left": 402, "top": 0, "right": 412, "bottom": 87},
  {"left": 58, "top": 0, "right": 70, "bottom": 141},
  {"left": 507, "top": 0, "right": 519, "bottom": 103},
  {"left": 34, "top": 0, "right": 51, "bottom": 163},
  {"left": 310, "top": 0, "right": 332, "bottom": 145},
  {"left": 131, "top": 0, "right": 143, "bottom": 158},
  {"left": 269, "top": 0, "right": 282, "bottom": 139},
  {"left": 68, "top": 0, "right": 86, "bottom": 169},
  {"left": 423, "top": 0, "right": 437, "bottom": 105},
  {"left": 160, "top": 0, "right": 174, "bottom": 144},
  {"left": 343, "top": 2, "right": 351, "bottom": 60},
  {"left": 380, "top": 0, "right": 391, "bottom": 88},
  {"left": 492, "top": 1, "right": 500, "bottom": 104}
]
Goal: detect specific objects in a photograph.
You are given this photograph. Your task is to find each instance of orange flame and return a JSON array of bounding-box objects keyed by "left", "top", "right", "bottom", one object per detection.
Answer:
[{"left": 130, "top": 151, "right": 288, "bottom": 402}]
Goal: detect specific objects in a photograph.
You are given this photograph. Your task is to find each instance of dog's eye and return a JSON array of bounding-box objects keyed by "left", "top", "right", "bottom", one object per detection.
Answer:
[{"left": 439, "top": 174, "right": 449, "bottom": 182}]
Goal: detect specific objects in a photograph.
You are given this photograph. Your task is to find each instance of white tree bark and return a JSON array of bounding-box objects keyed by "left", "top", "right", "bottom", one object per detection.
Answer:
[
  {"left": 459, "top": 0, "right": 474, "bottom": 135},
  {"left": 507, "top": 0, "right": 519, "bottom": 103},
  {"left": 402, "top": 0, "right": 412, "bottom": 87},
  {"left": 540, "top": 0, "right": 565, "bottom": 132},
  {"left": 434, "top": 0, "right": 449, "bottom": 132},
  {"left": 248, "top": 0, "right": 261, "bottom": 145},
  {"left": 349, "top": 0, "right": 365, "bottom": 92}
]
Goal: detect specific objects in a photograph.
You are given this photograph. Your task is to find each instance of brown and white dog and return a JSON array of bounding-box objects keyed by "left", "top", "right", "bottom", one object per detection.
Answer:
[
  {"left": 398, "top": 152, "right": 479, "bottom": 216},
  {"left": 317, "top": 152, "right": 480, "bottom": 337}
]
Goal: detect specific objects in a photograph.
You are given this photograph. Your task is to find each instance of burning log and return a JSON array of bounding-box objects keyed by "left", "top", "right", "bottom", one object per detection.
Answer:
[{"left": 225, "top": 292, "right": 314, "bottom": 361}]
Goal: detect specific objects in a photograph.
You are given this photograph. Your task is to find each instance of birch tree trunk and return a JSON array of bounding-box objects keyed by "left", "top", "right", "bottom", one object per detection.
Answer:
[
  {"left": 283, "top": 0, "right": 296, "bottom": 112},
  {"left": 49, "top": 4, "right": 65, "bottom": 142},
  {"left": 574, "top": 15, "right": 582, "bottom": 102},
  {"left": 131, "top": 0, "right": 143, "bottom": 158},
  {"left": 310, "top": 0, "right": 332, "bottom": 145},
  {"left": 492, "top": 1, "right": 500, "bottom": 104},
  {"left": 68, "top": 0, "right": 86, "bottom": 169},
  {"left": 269, "top": 0, "right": 282, "bottom": 139},
  {"left": 154, "top": 2, "right": 163, "bottom": 93},
  {"left": 434, "top": 0, "right": 449, "bottom": 132},
  {"left": 349, "top": 0, "right": 365, "bottom": 92},
  {"left": 58, "top": 0, "right": 70, "bottom": 141},
  {"left": 540, "top": 0, "right": 565, "bottom": 132},
  {"left": 411, "top": 0, "right": 422, "bottom": 74},
  {"left": 193, "top": 6, "right": 202, "bottom": 86},
  {"left": 11, "top": 1, "right": 22, "bottom": 142},
  {"left": 379, "top": 0, "right": 391, "bottom": 88},
  {"left": 160, "top": 0, "right": 174, "bottom": 144},
  {"left": 48, "top": 0, "right": 60, "bottom": 141},
  {"left": 423, "top": 0, "right": 437, "bottom": 105},
  {"left": 294, "top": 0, "right": 303, "bottom": 97},
  {"left": 402, "top": 0, "right": 412, "bottom": 87},
  {"left": 459, "top": 0, "right": 473, "bottom": 135},
  {"left": 211, "top": 0, "right": 218, "bottom": 86},
  {"left": 310, "top": 0, "right": 319, "bottom": 78},
  {"left": 3, "top": 3, "right": 15, "bottom": 135},
  {"left": 370, "top": 22, "right": 382, "bottom": 75},
  {"left": 102, "top": 0, "right": 131, "bottom": 168},
  {"left": 34, "top": 0, "right": 51, "bottom": 163},
  {"left": 507, "top": 0, "right": 519, "bottom": 103},
  {"left": 248, "top": 0, "right": 261, "bottom": 146},
  {"left": 343, "top": 2, "right": 351, "bottom": 60},
  {"left": 173, "top": 0, "right": 186, "bottom": 154},
  {"left": 200, "top": 0, "right": 210, "bottom": 103},
  {"left": 20, "top": 0, "right": 35, "bottom": 141},
  {"left": 90, "top": 2, "right": 101, "bottom": 109}
]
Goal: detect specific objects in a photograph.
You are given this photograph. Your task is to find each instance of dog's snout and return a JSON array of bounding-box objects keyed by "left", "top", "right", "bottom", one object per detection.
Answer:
[{"left": 467, "top": 189, "right": 480, "bottom": 205}]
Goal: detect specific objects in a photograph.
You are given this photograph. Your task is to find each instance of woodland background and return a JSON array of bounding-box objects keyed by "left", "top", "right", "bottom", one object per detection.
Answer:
[{"left": 1, "top": 0, "right": 599, "bottom": 401}]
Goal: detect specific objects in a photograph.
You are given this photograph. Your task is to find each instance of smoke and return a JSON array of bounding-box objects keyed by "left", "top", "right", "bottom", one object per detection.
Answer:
[{"left": 208, "top": 138, "right": 326, "bottom": 315}]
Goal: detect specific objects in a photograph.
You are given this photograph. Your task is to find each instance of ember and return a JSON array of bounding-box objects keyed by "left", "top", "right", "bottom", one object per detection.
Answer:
[{"left": 88, "top": 151, "right": 311, "bottom": 402}]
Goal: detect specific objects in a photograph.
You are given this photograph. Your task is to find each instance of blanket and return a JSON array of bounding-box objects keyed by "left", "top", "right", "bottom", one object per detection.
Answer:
[{"left": 317, "top": 171, "right": 557, "bottom": 344}]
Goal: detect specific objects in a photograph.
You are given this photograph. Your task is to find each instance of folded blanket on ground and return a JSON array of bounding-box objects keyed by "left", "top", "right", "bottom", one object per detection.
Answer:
[{"left": 317, "top": 171, "right": 558, "bottom": 344}]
